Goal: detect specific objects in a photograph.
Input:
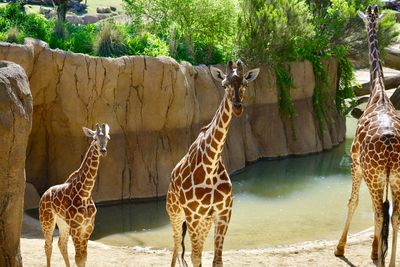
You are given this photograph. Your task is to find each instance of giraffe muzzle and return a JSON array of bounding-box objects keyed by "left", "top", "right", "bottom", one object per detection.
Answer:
[{"left": 100, "top": 148, "right": 107, "bottom": 156}]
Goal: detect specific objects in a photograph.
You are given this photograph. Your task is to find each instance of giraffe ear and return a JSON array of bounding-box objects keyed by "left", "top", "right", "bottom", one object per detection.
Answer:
[
  {"left": 358, "top": 11, "right": 367, "bottom": 22},
  {"left": 82, "top": 127, "right": 96, "bottom": 138},
  {"left": 210, "top": 67, "right": 226, "bottom": 81},
  {"left": 244, "top": 68, "right": 260, "bottom": 82}
]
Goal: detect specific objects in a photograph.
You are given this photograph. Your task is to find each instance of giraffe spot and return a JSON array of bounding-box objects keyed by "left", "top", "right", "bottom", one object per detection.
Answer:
[
  {"left": 191, "top": 220, "right": 199, "bottom": 229},
  {"left": 182, "top": 166, "right": 190, "bottom": 179},
  {"left": 193, "top": 167, "right": 206, "bottom": 184},
  {"left": 203, "top": 155, "right": 212, "bottom": 165},
  {"left": 75, "top": 214, "right": 84, "bottom": 223},
  {"left": 224, "top": 99, "right": 230, "bottom": 111},
  {"left": 182, "top": 177, "right": 192, "bottom": 190},
  {"left": 76, "top": 182, "right": 82, "bottom": 191},
  {"left": 196, "top": 152, "right": 202, "bottom": 163},
  {"left": 81, "top": 190, "right": 89, "bottom": 198},
  {"left": 222, "top": 112, "right": 229, "bottom": 123},
  {"left": 208, "top": 150, "right": 216, "bottom": 159},
  {"left": 89, "top": 168, "right": 97, "bottom": 177},
  {"left": 62, "top": 197, "right": 72, "bottom": 208},
  {"left": 206, "top": 135, "right": 212, "bottom": 145},
  {"left": 54, "top": 196, "right": 61, "bottom": 206},
  {"left": 202, "top": 193, "right": 211, "bottom": 205},
  {"left": 211, "top": 139, "right": 219, "bottom": 150},
  {"left": 216, "top": 203, "right": 224, "bottom": 210},
  {"left": 214, "top": 190, "right": 224, "bottom": 202},
  {"left": 225, "top": 197, "right": 232, "bottom": 208},
  {"left": 187, "top": 201, "right": 199, "bottom": 211},
  {"left": 68, "top": 206, "right": 78, "bottom": 218},
  {"left": 92, "top": 161, "right": 98, "bottom": 168},
  {"left": 198, "top": 206, "right": 209, "bottom": 215},
  {"left": 185, "top": 189, "right": 193, "bottom": 200},
  {"left": 214, "top": 130, "right": 223, "bottom": 142},
  {"left": 195, "top": 187, "right": 212, "bottom": 199},
  {"left": 83, "top": 165, "right": 89, "bottom": 173},
  {"left": 73, "top": 195, "right": 82, "bottom": 206}
]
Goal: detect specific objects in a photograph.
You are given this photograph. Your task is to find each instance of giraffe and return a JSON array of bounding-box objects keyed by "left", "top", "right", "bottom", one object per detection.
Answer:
[
  {"left": 39, "top": 123, "right": 110, "bottom": 267},
  {"left": 335, "top": 6, "right": 400, "bottom": 267},
  {"left": 166, "top": 60, "right": 260, "bottom": 267}
]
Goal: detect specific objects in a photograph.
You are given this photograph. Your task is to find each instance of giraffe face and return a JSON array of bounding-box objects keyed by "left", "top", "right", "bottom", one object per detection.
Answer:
[
  {"left": 210, "top": 60, "right": 260, "bottom": 117},
  {"left": 358, "top": 5, "right": 386, "bottom": 31},
  {"left": 82, "top": 123, "right": 111, "bottom": 156}
]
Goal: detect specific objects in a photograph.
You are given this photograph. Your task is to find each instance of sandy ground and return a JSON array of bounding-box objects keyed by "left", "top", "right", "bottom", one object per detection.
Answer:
[{"left": 21, "top": 214, "right": 400, "bottom": 267}]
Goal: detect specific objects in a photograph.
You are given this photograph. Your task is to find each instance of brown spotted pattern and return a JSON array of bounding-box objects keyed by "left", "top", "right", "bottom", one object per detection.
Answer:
[
  {"left": 335, "top": 6, "right": 400, "bottom": 267},
  {"left": 166, "top": 60, "right": 259, "bottom": 267},
  {"left": 39, "top": 124, "right": 110, "bottom": 267}
]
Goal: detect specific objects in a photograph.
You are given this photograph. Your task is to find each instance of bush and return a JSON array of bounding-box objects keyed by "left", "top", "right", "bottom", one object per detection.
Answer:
[
  {"left": 5, "top": 26, "right": 24, "bottom": 44},
  {"left": 0, "top": 3, "right": 51, "bottom": 41},
  {"left": 238, "top": 0, "right": 315, "bottom": 65},
  {"left": 125, "top": 32, "right": 169, "bottom": 57},
  {"left": 94, "top": 22, "right": 126, "bottom": 57},
  {"left": 123, "top": 0, "right": 239, "bottom": 64}
]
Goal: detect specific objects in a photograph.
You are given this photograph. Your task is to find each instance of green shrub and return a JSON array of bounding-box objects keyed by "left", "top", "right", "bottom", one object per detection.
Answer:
[
  {"left": 65, "top": 24, "right": 96, "bottom": 54},
  {"left": 95, "top": 22, "right": 126, "bottom": 57},
  {"left": 5, "top": 26, "right": 24, "bottom": 44},
  {"left": 123, "top": 0, "right": 239, "bottom": 64},
  {"left": 238, "top": 0, "right": 315, "bottom": 65},
  {"left": 125, "top": 32, "right": 169, "bottom": 57},
  {"left": 0, "top": 3, "right": 51, "bottom": 41}
]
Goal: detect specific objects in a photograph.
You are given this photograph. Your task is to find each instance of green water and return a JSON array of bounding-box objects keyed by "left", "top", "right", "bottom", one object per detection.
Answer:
[{"left": 89, "top": 116, "right": 374, "bottom": 250}]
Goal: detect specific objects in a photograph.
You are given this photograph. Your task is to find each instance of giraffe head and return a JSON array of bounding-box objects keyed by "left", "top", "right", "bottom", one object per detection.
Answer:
[
  {"left": 210, "top": 60, "right": 260, "bottom": 117},
  {"left": 82, "top": 123, "right": 110, "bottom": 156},
  {"left": 358, "top": 5, "right": 386, "bottom": 31}
]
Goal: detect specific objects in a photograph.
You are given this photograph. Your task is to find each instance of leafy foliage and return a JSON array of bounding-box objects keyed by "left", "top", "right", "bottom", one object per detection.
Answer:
[{"left": 123, "top": 0, "right": 239, "bottom": 64}]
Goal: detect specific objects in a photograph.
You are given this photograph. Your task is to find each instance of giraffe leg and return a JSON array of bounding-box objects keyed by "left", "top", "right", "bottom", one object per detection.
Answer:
[
  {"left": 39, "top": 205, "right": 56, "bottom": 267},
  {"left": 213, "top": 208, "right": 232, "bottom": 266},
  {"left": 187, "top": 219, "right": 212, "bottom": 267},
  {"left": 72, "top": 234, "right": 89, "bottom": 267},
  {"left": 335, "top": 163, "right": 362, "bottom": 256},
  {"left": 166, "top": 191, "right": 185, "bottom": 267},
  {"left": 56, "top": 218, "right": 71, "bottom": 267},
  {"left": 389, "top": 197, "right": 399, "bottom": 267}
]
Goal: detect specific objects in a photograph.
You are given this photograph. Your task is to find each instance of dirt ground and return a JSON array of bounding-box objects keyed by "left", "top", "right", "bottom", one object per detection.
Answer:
[{"left": 21, "top": 214, "right": 400, "bottom": 267}]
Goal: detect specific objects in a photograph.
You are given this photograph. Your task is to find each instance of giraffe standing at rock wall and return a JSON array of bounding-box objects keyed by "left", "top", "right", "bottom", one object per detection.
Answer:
[
  {"left": 335, "top": 6, "right": 400, "bottom": 267},
  {"left": 39, "top": 123, "right": 110, "bottom": 267},
  {"left": 166, "top": 60, "right": 260, "bottom": 267}
]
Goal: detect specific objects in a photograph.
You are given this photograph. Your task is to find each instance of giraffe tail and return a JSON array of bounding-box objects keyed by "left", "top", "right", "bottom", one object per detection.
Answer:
[
  {"left": 380, "top": 178, "right": 390, "bottom": 265},
  {"left": 181, "top": 221, "right": 188, "bottom": 267}
]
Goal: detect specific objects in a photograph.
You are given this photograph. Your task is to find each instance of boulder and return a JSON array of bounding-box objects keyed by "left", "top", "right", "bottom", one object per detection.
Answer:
[
  {"left": 0, "top": 42, "right": 345, "bottom": 201},
  {"left": 0, "top": 61, "right": 32, "bottom": 267},
  {"left": 96, "top": 6, "right": 111, "bottom": 14}
]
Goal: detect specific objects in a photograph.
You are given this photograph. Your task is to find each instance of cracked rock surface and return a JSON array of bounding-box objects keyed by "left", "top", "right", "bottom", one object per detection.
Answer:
[
  {"left": 0, "top": 41, "right": 345, "bottom": 202},
  {"left": 0, "top": 60, "right": 32, "bottom": 266}
]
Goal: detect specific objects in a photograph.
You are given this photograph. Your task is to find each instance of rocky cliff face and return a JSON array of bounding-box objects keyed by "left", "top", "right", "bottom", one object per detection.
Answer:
[
  {"left": 0, "top": 60, "right": 32, "bottom": 266},
  {"left": 0, "top": 41, "right": 345, "bottom": 202}
]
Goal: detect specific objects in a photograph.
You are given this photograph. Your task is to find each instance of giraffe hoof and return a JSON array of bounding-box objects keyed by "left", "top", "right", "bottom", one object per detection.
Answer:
[
  {"left": 371, "top": 252, "right": 378, "bottom": 261},
  {"left": 334, "top": 247, "right": 344, "bottom": 257}
]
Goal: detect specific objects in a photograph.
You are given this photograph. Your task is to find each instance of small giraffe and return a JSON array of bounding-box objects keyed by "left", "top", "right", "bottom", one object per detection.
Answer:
[
  {"left": 39, "top": 123, "right": 110, "bottom": 267},
  {"left": 166, "top": 60, "right": 260, "bottom": 267},
  {"left": 335, "top": 6, "right": 400, "bottom": 267}
]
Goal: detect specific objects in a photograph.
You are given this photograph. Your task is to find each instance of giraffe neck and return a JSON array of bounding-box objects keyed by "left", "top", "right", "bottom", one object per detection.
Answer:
[
  {"left": 202, "top": 93, "right": 233, "bottom": 168},
  {"left": 367, "top": 22, "right": 385, "bottom": 104},
  {"left": 76, "top": 140, "right": 100, "bottom": 197}
]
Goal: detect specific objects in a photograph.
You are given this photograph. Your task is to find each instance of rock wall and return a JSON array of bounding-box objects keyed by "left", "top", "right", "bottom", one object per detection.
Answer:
[
  {"left": 0, "top": 61, "right": 32, "bottom": 266},
  {"left": 0, "top": 41, "right": 345, "bottom": 202}
]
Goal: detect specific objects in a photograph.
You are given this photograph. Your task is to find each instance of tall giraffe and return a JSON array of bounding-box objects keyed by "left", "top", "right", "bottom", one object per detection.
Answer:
[
  {"left": 166, "top": 60, "right": 260, "bottom": 267},
  {"left": 39, "top": 123, "right": 110, "bottom": 267},
  {"left": 335, "top": 6, "right": 400, "bottom": 267}
]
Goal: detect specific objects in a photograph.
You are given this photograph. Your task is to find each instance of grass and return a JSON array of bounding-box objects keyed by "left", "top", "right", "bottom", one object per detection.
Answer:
[{"left": 0, "top": 0, "right": 124, "bottom": 16}]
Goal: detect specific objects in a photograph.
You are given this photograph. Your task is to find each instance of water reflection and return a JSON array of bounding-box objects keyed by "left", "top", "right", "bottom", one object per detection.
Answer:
[
  {"left": 91, "top": 199, "right": 168, "bottom": 241},
  {"left": 233, "top": 144, "right": 349, "bottom": 199}
]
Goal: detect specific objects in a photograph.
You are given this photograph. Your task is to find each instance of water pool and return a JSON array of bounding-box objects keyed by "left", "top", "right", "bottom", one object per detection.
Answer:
[{"left": 88, "top": 117, "right": 374, "bottom": 250}]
